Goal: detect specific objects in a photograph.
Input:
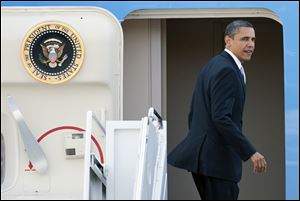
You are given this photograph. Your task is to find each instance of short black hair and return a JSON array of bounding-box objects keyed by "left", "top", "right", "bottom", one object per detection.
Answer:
[{"left": 224, "top": 20, "right": 254, "bottom": 37}]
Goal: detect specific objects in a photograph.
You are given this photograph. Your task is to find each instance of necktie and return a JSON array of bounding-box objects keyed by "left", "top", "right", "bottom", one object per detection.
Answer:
[{"left": 240, "top": 66, "right": 246, "bottom": 84}]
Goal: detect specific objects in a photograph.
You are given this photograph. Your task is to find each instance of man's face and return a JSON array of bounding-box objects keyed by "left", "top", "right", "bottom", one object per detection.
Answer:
[{"left": 225, "top": 27, "right": 256, "bottom": 63}]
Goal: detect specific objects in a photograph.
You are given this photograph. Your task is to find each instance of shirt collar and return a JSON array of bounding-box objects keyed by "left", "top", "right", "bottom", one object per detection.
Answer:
[{"left": 224, "top": 48, "right": 243, "bottom": 70}]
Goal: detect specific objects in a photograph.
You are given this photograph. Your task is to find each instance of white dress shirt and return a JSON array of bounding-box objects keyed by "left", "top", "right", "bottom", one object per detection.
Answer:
[{"left": 224, "top": 48, "right": 246, "bottom": 84}]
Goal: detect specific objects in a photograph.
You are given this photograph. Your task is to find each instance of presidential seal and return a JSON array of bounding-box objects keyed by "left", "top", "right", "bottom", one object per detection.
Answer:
[{"left": 21, "top": 21, "right": 84, "bottom": 84}]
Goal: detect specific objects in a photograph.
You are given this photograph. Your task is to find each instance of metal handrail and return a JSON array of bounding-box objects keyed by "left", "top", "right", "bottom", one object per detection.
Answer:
[{"left": 148, "top": 107, "right": 163, "bottom": 129}]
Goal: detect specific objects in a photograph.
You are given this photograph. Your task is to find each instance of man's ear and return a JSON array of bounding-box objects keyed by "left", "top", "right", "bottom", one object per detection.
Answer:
[{"left": 224, "top": 35, "right": 231, "bottom": 48}]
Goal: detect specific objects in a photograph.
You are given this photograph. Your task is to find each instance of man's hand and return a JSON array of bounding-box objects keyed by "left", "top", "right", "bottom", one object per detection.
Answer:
[{"left": 250, "top": 152, "right": 267, "bottom": 174}]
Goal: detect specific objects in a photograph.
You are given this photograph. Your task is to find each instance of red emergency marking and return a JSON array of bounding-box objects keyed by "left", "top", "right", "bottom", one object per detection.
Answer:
[{"left": 26, "top": 126, "right": 104, "bottom": 171}]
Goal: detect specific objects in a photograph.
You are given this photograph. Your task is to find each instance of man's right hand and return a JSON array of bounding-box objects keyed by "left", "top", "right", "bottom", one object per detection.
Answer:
[{"left": 250, "top": 152, "right": 267, "bottom": 174}]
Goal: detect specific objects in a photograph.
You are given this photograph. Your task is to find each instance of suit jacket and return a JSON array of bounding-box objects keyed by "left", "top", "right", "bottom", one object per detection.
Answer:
[{"left": 168, "top": 51, "right": 256, "bottom": 182}]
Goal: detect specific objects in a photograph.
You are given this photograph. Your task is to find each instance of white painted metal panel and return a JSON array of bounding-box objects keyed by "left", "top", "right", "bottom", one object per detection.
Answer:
[
  {"left": 106, "top": 120, "right": 143, "bottom": 200},
  {"left": 1, "top": 7, "right": 122, "bottom": 199}
]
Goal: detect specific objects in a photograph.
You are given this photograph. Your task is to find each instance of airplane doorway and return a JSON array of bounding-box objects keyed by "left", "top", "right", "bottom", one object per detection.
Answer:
[
  {"left": 166, "top": 17, "right": 285, "bottom": 200},
  {"left": 122, "top": 15, "right": 285, "bottom": 200}
]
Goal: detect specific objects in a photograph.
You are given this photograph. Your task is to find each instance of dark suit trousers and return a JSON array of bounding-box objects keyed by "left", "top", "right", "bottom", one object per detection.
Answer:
[{"left": 192, "top": 173, "right": 239, "bottom": 200}]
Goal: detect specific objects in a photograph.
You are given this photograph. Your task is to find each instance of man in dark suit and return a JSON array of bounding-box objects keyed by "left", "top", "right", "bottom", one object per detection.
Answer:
[{"left": 168, "top": 20, "right": 267, "bottom": 200}]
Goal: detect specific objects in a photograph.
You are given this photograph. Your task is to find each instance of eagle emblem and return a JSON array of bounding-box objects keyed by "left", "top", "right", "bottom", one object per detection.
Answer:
[
  {"left": 22, "top": 21, "right": 84, "bottom": 84},
  {"left": 39, "top": 38, "right": 68, "bottom": 68}
]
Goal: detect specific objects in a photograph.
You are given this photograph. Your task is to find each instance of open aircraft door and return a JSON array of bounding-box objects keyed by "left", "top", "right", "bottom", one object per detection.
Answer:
[
  {"left": 1, "top": 6, "right": 167, "bottom": 200},
  {"left": 1, "top": 7, "right": 122, "bottom": 199}
]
